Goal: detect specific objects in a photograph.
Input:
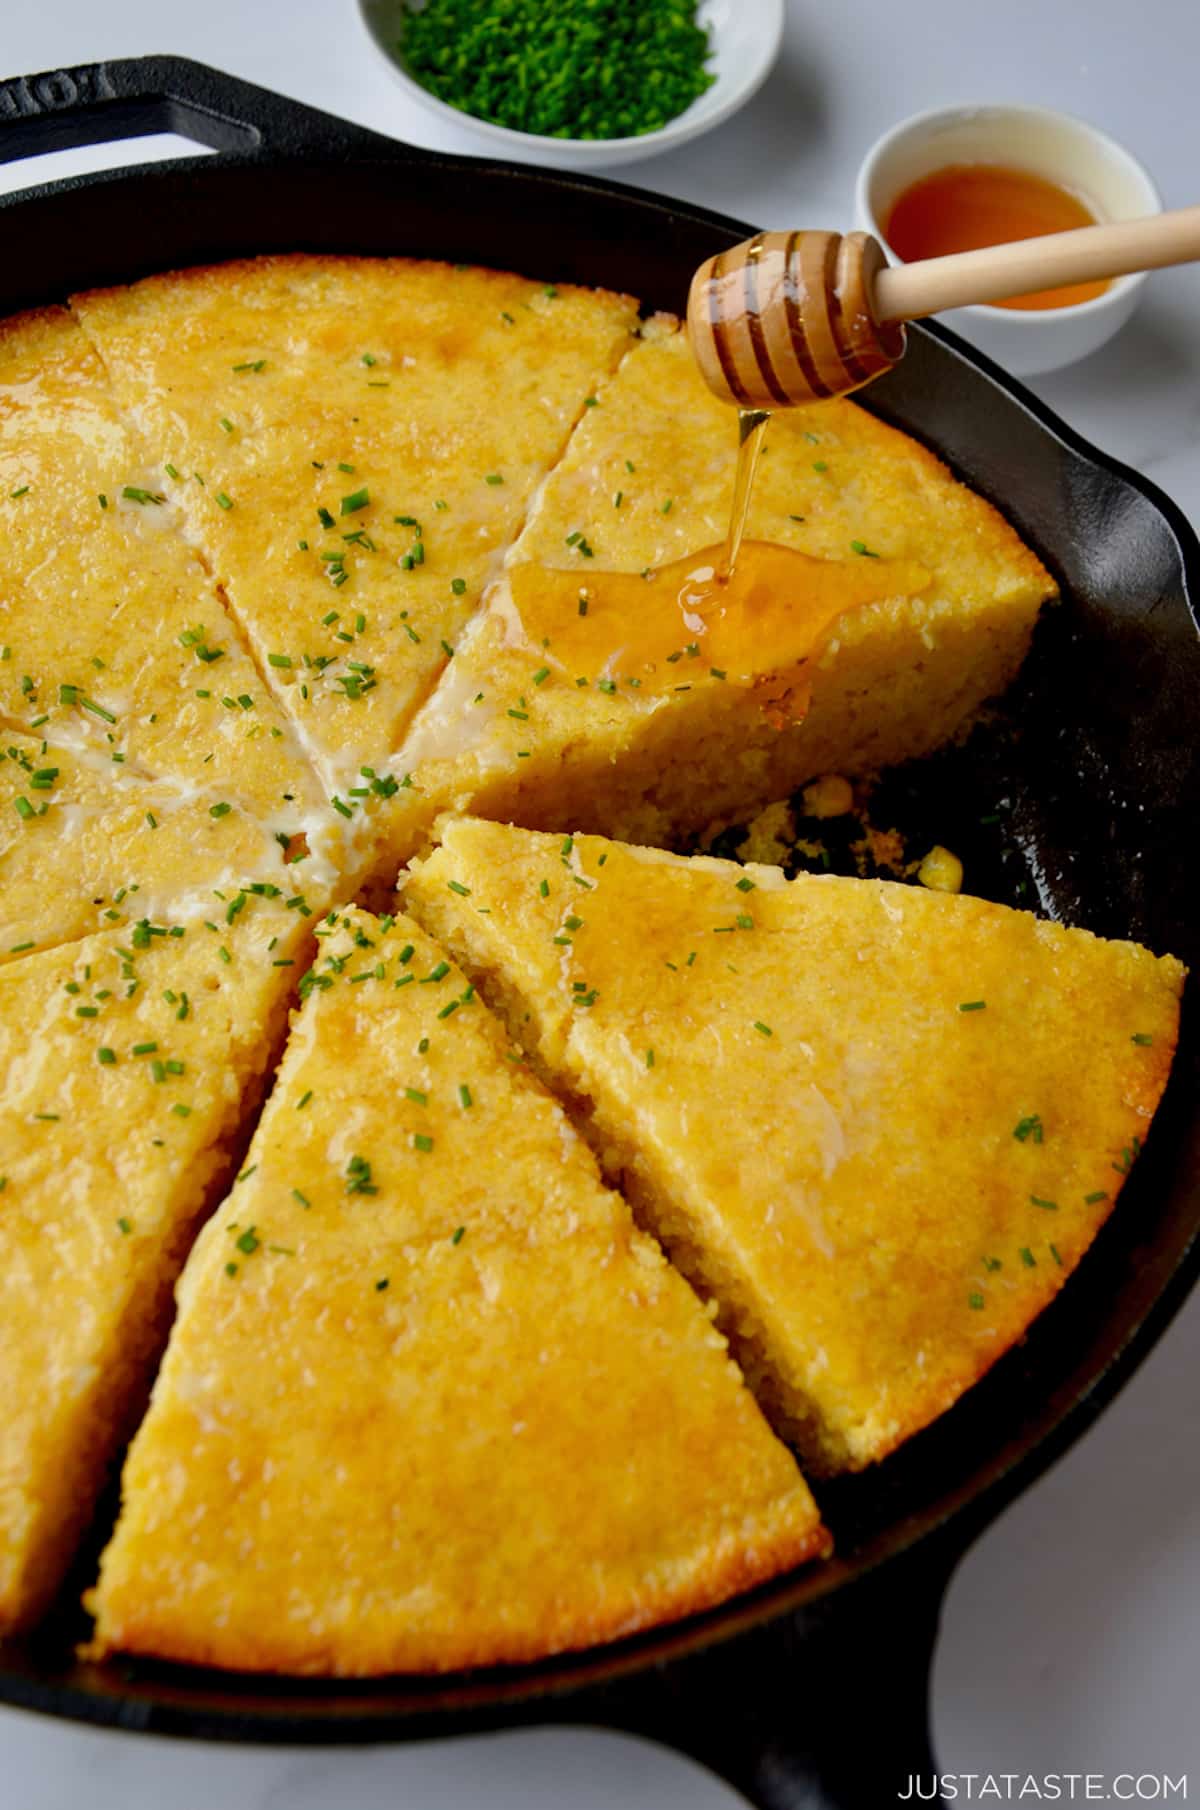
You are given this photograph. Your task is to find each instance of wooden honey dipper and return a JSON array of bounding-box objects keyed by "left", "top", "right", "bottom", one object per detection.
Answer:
[{"left": 688, "top": 209, "right": 1200, "bottom": 407}]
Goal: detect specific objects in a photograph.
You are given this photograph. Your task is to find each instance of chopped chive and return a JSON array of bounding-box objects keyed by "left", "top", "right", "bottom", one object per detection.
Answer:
[
  {"left": 1030, "top": 1195, "right": 1058, "bottom": 1211},
  {"left": 958, "top": 1000, "right": 987, "bottom": 1013},
  {"left": 752, "top": 1021, "right": 773, "bottom": 1037},
  {"left": 967, "top": 1290, "right": 985, "bottom": 1310},
  {"left": 413, "top": 1132, "right": 434, "bottom": 1153},
  {"left": 458, "top": 1084, "right": 472, "bottom": 1109},
  {"left": 216, "top": 492, "right": 233, "bottom": 510},
  {"left": 451, "top": 1224, "right": 465, "bottom": 1244},
  {"left": 345, "top": 1154, "right": 377, "bottom": 1196}
]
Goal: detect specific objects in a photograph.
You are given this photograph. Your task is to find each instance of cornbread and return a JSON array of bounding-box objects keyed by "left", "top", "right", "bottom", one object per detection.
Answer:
[
  {"left": 88, "top": 908, "right": 828, "bottom": 1676},
  {"left": 0, "top": 730, "right": 312, "bottom": 966},
  {"left": 0, "top": 252, "right": 1178, "bottom": 1672},
  {"left": 0, "top": 896, "right": 306, "bottom": 1633},
  {"left": 72, "top": 257, "right": 639, "bottom": 878},
  {"left": 0, "top": 307, "right": 336, "bottom": 880},
  {"left": 392, "top": 318, "right": 1055, "bottom": 853},
  {"left": 406, "top": 819, "right": 1185, "bottom": 1473}
]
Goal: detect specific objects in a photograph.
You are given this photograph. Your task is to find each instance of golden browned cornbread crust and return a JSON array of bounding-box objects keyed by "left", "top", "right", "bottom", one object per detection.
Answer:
[
  {"left": 389, "top": 319, "right": 1056, "bottom": 854},
  {"left": 0, "top": 897, "right": 307, "bottom": 1633},
  {"left": 71, "top": 256, "right": 639, "bottom": 882},
  {"left": 406, "top": 819, "right": 1184, "bottom": 1474},
  {"left": 88, "top": 908, "right": 827, "bottom": 1676}
]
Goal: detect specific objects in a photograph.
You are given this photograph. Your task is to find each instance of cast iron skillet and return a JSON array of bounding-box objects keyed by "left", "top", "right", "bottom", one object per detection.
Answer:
[{"left": 0, "top": 57, "right": 1197, "bottom": 1810}]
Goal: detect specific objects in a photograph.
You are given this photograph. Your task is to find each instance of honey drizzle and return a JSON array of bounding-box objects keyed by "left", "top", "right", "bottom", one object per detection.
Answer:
[{"left": 717, "top": 407, "right": 771, "bottom": 581}]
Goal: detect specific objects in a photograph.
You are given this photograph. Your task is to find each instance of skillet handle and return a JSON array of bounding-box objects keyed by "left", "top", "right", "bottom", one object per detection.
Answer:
[
  {"left": 0, "top": 54, "right": 397, "bottom": 170},
  {"left": 592, "top": 1534, "right": 962, "bottom": 1809}
]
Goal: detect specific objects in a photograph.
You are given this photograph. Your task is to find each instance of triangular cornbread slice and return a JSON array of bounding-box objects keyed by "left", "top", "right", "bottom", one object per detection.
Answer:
[
  {"left": 405, "top": 819, "right": 1185, "bottom": 1474},
  {"left": 0, "top": 308, "right": 337, "bottom": 881},
  {"left": 0, "top": 896, "right": 307, "bottom": 1633},
  {"left": 88, "top": 907, "right": 827, "bottom": 1676},
  {"left": 392, "top": 319, "right": 1055, "bottom": 857},
  {"left": 72, "top": 257, "right": 639, "bottom": 876},
  {"left": 0, "top": 729, "right": 321, "bottom": 965}
]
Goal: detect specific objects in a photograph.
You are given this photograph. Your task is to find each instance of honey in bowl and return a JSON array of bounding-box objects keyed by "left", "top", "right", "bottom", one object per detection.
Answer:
[{"left": 884, "top": 164, "right": 1111, "bottom": 311}]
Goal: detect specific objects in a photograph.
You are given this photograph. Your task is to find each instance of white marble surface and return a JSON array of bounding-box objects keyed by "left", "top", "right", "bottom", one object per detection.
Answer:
[{"left": 1, "top": 1, "right": 1198, "bottom": 1804}]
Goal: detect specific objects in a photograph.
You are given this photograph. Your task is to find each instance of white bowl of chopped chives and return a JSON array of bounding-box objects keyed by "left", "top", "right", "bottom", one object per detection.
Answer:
[{"left": 358, "top": 0, "right": 785, "bottom": 169}]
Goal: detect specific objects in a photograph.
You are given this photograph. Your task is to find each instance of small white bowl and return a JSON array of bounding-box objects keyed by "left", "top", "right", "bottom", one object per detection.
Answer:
[
  {"left": 854, "top": 104, "right": 1163, "bottom": 377},
  {"left": 357, "top": 0, "right": 783, "bottom": 169}
]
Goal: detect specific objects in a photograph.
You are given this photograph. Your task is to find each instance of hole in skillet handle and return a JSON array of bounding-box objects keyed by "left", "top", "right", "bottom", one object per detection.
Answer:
[{"left": 0, "top": 54, "right": 400, "bottom": 175}]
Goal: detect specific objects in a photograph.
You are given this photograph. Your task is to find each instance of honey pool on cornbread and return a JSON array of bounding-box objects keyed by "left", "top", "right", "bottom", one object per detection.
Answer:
[{"left": 505, "top": 540, "right": 931, "bottom": 702}]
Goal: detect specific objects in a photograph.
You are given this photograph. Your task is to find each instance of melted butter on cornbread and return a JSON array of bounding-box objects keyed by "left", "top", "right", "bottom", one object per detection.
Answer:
[
  {"left": 0, "top": 308, "right": 336, "bottom": 871},
  {"left": 0, "top": 730, "right": 321, "bottom": 964},
  {"left": 87, "top": 907, "right": 827, "bottom": 1677},
  {"left": 406, "top": 819, "right": 1185, "bottom": 1476},
  {"left": 0, "top": 897, "right": 307, "bottom": 1633}
]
